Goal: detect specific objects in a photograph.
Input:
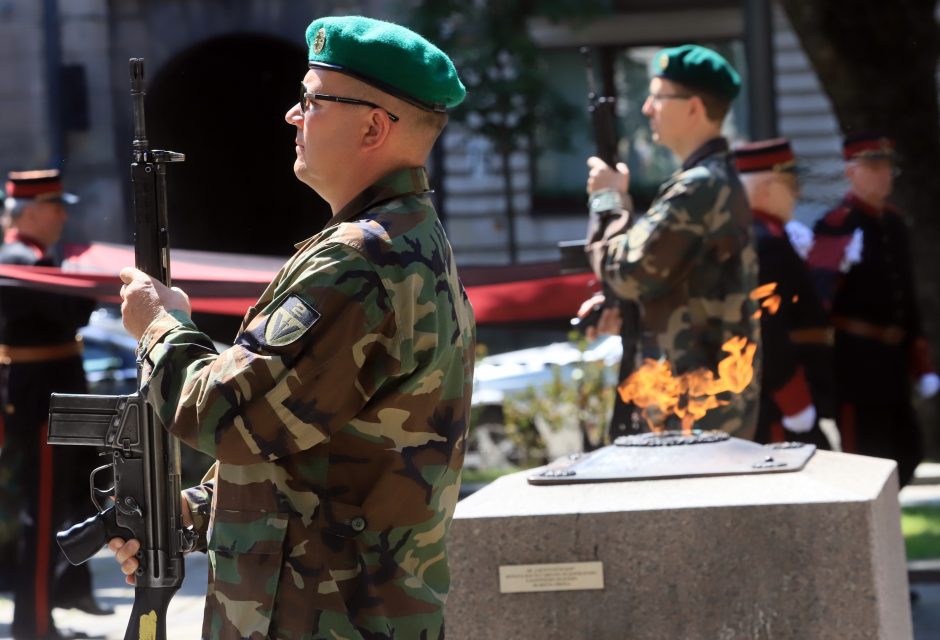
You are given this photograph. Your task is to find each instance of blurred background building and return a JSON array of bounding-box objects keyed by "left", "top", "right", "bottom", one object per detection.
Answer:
[{"left": 2, "top": 0, "right": 930, "bottom": 262}]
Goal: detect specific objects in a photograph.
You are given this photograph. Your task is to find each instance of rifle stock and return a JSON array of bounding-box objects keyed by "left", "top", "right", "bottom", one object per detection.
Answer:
[{"left": 47, "top": 58, "right": 194, "bottom": 640}]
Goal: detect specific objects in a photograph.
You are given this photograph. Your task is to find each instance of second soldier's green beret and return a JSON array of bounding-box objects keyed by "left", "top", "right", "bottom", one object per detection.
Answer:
[
  {"left": 306, "top": 16, "right": 466, "bottom": 113},
  {"left": 651, "top": 45, "right": 741, "bottom": 101}
]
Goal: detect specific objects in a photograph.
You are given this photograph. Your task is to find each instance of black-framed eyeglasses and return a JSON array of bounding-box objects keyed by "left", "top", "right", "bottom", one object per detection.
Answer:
[
  {"left": 647, "top": 93, "right": 693, "bottom": 103},
  {"left": 300, "top": 86, "right": 400, "bottom": 122}
]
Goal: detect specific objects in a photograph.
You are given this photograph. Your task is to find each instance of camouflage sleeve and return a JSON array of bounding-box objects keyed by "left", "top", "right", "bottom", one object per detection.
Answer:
[
  {"left": 181, "top": 470, "right": 214, "bottom": 552},
  {"left": 587, "top": 170, "right": 722, "bottom": 301},
  {"left": 137, "top": 241, "right": 395, "bottom": 465}
]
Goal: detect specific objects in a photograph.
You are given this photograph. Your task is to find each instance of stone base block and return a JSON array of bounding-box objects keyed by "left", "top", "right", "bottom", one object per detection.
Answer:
[{"left": 447, "top": 450, "right": 911, "bottom": 640}]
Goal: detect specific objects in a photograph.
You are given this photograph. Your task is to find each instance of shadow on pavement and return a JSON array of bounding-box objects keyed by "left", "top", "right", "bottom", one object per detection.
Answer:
[{"left": 0, "top": 550, "right": 208, "bottom": 640}]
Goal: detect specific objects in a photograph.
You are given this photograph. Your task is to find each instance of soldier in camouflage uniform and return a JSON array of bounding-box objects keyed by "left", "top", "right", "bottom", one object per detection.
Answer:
[
  {"left": 583, "top": 45, "right": 760, "bottom": 438},
  {"left": 109, "top": 16, "right": 475, "bottom": 639}
]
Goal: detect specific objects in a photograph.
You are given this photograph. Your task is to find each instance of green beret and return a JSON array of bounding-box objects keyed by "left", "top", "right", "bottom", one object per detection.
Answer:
[
  {"left": 650, "top": 45, "right": 741, "bottom": 101},
  {"left": 306, "top": 16, "right": 466, "bottom": 113}
]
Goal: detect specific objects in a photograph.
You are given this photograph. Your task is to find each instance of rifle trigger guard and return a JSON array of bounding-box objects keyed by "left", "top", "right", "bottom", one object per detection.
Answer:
[{"left": 89, "top": 463, "right": 115, "bottom": 513}]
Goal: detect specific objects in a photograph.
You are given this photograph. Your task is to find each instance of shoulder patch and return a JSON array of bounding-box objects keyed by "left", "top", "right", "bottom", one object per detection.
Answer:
[{"left": 263, "top": 294, "right": 320, "bottom": 347}]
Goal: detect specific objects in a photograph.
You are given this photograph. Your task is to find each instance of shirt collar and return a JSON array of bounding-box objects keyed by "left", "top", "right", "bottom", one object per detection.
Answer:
[
  {"left": 751, "top": 208, "right": 785, "bottom": 235},
  {"left": 844, "top": 191, "right": 885, "bottom": 218},
  {"left": 329, "top": 167, "right": 431, "bottom": 228},
  {"left": 4, "top": 229, "right": 47, "bottom": 257},
  {"left": 682, "top": 137, "right": 730, "bottom": 171}
]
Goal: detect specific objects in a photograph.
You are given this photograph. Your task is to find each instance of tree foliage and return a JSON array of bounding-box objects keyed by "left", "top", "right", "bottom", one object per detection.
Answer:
[
  {"left": 409, "top": 0, "right": 604, "bottom": 157},
  {"left": 408, "top": 0, "right": 606, "bottom": 260}
]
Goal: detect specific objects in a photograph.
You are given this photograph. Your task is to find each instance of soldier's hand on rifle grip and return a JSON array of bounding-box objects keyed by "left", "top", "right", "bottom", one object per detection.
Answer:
[
  {"left": 119, "top": 266, "right": 192, "bottom": 339},
  {"left": 586, "top": 156, "right": 630, "bottom": 194},
  {"left": 575, "top": 293, "right": 623, "bottom": 340},
  {"left": 108, "top": 537, "right": 141, "bottom": 586},
  {"left": 108, "top": 491, "right": 194, "bottom": 585}
]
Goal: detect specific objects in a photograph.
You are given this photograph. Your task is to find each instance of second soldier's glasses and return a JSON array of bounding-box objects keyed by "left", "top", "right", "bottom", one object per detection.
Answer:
[
  {"left": 300, "top": 85, "right": 400, "bottom": 122},
  {"left": 647, "top": 93, "right": 693, "bottom": 103}
]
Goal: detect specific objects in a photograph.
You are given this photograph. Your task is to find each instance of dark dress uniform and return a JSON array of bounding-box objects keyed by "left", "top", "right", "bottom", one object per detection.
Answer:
[
  {"left": 0, "top": 226, "right": 97, "bottom": 638},
  {"left": 809, "top": 191, "right": 931, "bottom": 487},
  {"left": 752, "top": 209, "right": 834, "bottom": 448}
]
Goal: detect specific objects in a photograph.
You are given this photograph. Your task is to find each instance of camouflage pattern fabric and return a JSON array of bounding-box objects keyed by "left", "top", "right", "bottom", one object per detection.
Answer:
[
  {"left": 137, "top": 167, "right": 476, "bottom": 639},
  {"left": 586, "top": 137, "right": 760, "bottom": 439}
]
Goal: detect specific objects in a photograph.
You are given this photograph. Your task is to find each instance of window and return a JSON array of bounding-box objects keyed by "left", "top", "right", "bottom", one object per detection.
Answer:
[{"left": 531, "top": 41, "right": 749, "bottom": 215}]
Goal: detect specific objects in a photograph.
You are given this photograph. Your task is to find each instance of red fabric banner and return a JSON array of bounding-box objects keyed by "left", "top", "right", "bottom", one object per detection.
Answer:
[{"left": 0, "top": 243, "right": 599, "bottom": 325}]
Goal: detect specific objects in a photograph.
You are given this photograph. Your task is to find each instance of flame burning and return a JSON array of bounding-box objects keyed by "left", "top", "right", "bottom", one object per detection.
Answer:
[
  {"left": 750, "top": 282, "right": 781, "bottom": 320},
  {"left": 618, "top": 337, "right": 757, "bottom": 434}
]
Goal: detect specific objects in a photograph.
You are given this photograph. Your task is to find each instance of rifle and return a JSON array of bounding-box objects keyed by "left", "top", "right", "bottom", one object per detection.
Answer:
[
  {"left": 561, "top": 47, "right": 641, "bottom": 440},
  {"left": 47, "top": 58, "right": 194, "bottom": 640}
]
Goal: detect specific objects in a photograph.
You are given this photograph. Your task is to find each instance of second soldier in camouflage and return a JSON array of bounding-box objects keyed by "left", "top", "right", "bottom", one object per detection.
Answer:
[{"left": 584, "top": 45, "right": 760, "bottom": 438}]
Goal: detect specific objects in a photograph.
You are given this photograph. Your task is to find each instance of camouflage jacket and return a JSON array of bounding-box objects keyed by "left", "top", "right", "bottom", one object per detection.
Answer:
[
  {"left": 138, "top": 167, "right": 476, "bottom": 639},
  {"left": 585, "top": 137, "right": 760, "bottom": 438}
]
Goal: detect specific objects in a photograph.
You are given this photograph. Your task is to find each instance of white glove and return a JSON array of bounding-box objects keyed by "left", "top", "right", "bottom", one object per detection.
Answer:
[
  {"left": 782, "top": 404, "right": 817, "bottom": 434},
  {"left": 785, "top": 220, "right": 814, "bottom": 261},
  {"left": 918, "top": 373, "right": 940, "bottom": 399},
  {"left": 839, "top": 228, "right": 864, "bottom": 273}
]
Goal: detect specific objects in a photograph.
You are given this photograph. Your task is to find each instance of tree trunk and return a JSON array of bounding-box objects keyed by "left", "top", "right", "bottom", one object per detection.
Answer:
[{"left": 780, "top": 0, "right": 940, "bottom": 455}]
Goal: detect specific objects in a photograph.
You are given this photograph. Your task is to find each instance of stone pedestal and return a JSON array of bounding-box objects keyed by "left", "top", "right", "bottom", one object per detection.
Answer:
[{"left": 447, "top": 450, "right": 911, "bottom": 640}]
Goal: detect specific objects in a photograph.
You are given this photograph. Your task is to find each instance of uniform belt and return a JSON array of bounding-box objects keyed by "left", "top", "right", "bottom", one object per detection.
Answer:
[
  {"left": 0, "top": 338, "right": 83, "bottom": 364},
  {"left": 832, "top": 317, "right": 905, "bottom": 346},
  {"left": 788, "top": 327, "right": 834, "bottom": 346}
]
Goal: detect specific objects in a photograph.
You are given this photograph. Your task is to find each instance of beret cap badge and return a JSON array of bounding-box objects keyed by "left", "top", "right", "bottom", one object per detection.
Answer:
[
  {"left": 659, "top": 54, "right": 669, "bottom": 70},
  {"left": 313, "top": 28, "right": 326, "bottom": 54}
]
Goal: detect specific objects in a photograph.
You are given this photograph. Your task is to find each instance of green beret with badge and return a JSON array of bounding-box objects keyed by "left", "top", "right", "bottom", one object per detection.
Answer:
[
  {"left": 650, "top": 44, "right": 741, "bottom": 101},
  {"left": 306, "top": 16, "right": 466, "bottom": 113}
]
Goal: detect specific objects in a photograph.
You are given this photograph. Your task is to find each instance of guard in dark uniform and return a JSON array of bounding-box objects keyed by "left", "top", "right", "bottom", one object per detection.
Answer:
[
  {"left": 0, "top": 169, "right": 109, "bottom": 639},
  {"left": 735, "top": 139, "right": 834, "bottom": 449},
  {"left": 807, "top": 133, "right": 939, "bottom": 487}
]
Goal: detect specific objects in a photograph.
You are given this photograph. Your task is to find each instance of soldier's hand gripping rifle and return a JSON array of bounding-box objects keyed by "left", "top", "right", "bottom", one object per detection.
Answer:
[
  {"left": 46, "top": 58, "right": 195, "bottom": 640},
  {"left": 560, "top": 47, "right": 640, "bottom": 438}
]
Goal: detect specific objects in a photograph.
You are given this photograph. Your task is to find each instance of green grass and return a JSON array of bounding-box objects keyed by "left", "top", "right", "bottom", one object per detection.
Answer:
[
  {"left": 461, "top": 466, "right": 527, "bottom": 485},
  {"left": 901, "top": 505, "right": 940, "bottom": 560}
]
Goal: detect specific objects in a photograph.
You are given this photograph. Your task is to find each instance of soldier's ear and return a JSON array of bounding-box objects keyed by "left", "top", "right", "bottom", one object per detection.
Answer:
[
  {"left": 688, "top": 95, "right": 705, "bottom": 121},
  {"left": 362, "top": 109, "right": 393, "bottom": 151}
]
